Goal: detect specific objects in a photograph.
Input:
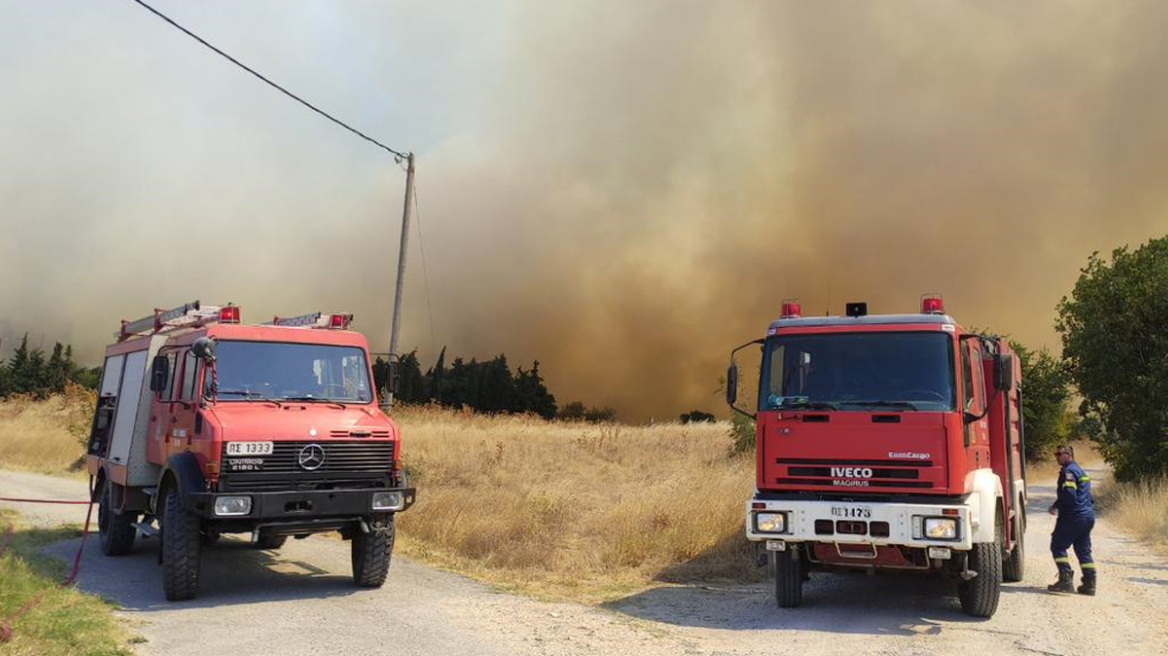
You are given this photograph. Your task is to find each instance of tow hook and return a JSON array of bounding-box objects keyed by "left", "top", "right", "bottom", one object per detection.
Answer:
[{"left": 960, "top": 570, "right": 978, "bottom": 581}]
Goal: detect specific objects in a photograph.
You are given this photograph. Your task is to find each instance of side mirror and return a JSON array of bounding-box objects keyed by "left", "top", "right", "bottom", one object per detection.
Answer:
[
  {"left": 191, "top": 337, "right": 216, "bottom": 362},
  {"left": 726, "top": 363, "right": 739, "bottom": 406},
  {"left": 994, "top": 353, "right": 1014, "bottom": 391},
  {"left": 149, "top": 355, "right": 169, "bottom": 392}
]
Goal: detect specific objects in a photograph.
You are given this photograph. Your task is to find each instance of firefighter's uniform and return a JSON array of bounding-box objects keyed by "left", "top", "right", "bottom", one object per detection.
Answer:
[{"left": 1048, "top": 461, "right": 1096, "bottom": 595}]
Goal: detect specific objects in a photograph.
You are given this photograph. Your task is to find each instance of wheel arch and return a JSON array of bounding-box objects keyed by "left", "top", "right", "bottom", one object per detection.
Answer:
[
  {"left": 968, "top": 469, "right": 1005, "bottom": 544},
  {"left": 153, "top": 452, "right": 206, "bottom": 514}
]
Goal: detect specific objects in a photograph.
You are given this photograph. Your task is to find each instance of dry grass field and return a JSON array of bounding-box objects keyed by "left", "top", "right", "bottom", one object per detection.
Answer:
[
  {"left": 391, "top": 406, "right": 758, "bottom": 601},
  {"left": 0, "top": 386, "right": 93, "bottom": 475},
  {"left": 5, "top": 393, "right": 1165, "bottom": 600},
  {"left": 1097, "top": 477, "right": 1168, "bottom": 552}
]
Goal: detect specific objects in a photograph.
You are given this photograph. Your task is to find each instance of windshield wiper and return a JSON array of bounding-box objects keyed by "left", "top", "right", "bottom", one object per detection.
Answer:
[
  {"left": 839, "top": 399, "right": 920, "bottom": 411},
  {"left": 773, "top": 399, "right": 840, "bottom": 411},
  {"left": 217, "top": 390, "right": 283, "bottom": 408},
  {"left": 282, "top": 396, "right": 347, "bottom": 409}
]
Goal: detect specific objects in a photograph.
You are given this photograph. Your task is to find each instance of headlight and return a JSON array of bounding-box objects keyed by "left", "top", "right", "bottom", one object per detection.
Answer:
[
  {"left": 372, "top": 491, "right": 405, "bottom": 511},
  {"left": 924, "top": 517, "right": 957, "bottom": 539},
  {"left": 213, "top": 496, "right": 252, "bottom": 517},
  {"left": 755, "top": 512, "right": 787, "bottom": 533}
]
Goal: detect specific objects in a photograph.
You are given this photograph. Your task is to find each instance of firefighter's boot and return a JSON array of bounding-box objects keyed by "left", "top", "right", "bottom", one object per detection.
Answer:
[
  {"left": 1047, "top": 567, "right": 1075, "bottom": 593},
  {"left": 1077, "top": 570, "right": 1096, "bottom": 596}
]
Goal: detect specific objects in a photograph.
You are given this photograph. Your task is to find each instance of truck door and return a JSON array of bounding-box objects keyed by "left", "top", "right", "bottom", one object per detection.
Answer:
[
  {"left": 148, "top": 349, "right": 180, "bottom": 466},
  {"left": 167, "top": 350, "right": 201, "bottom": 461},
  {"left": 960, "top": 339, "right": 990, "bottom": 469}
]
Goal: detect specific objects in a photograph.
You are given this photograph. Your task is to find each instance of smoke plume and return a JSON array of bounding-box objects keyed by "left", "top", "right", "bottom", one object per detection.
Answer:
[{"left": 2, "top": 1, "right": 1167, "bottom": 420}]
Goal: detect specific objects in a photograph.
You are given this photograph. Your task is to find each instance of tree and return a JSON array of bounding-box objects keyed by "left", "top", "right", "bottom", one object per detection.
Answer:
[
  {"left": 1008, "top": 341, "right": 1071, "bottom": 461},
  {"left": 428, "top": 347, "right": 447, "bottom": 403},
  {"left": 71, "top": 366, "right": 102, "bottom": 390},
  {"left": 7, "top": 334, "right": 47, "bottom": 396},
  {"left": 680, "top": 410, "right": 716, "bottom": 424},
  {"left": 516, "top": 361, "right": 557, "bottom": 419},
  {"left": 559, "top": 401, "right": 587, "bottom": 421},
  {"left": 46, "top": 342, "right": 69, "bottom": 395},
  {"left": 0, "top": 365, "right": 10, "bottom": 397},
  {"left": 476, "top": 355, "right": 518, "bottom": 413},
  {"left": 583, "top": 406, "right": 616, "bottom": 423},
  {"left": 396, "top": 351, "right": 426, "bottom": 403},
  {"left": 7, "top": 334, "right": 32, "bottom": 394},
  {"left": 1056, "top": 237, "right": 1168, "bottom": 480}
]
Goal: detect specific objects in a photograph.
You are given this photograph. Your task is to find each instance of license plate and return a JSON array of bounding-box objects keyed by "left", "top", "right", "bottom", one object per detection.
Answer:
[
  {"left": 226, "top": 441, "right": 273, "bottom": 456},
  {"left": 830, "top": 505, "right": 872, "bottom": 519}
]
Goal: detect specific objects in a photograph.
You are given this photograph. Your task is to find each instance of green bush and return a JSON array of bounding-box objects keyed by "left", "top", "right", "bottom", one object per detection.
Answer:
[{"left": 728, "top": 413, "right": 756, "bottom": 455}]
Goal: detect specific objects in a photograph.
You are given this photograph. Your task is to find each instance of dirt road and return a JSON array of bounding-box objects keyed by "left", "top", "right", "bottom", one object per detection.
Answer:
[{"left": 2, "top": 467, "right": 1165, "bottom": 656}]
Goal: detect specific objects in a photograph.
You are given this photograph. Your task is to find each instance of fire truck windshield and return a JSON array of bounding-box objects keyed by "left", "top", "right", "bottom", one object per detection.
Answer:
[
  {"left": 211, "top": 341, "right": 373, "bottom": 404},
  {"left": 761, "top": 332, "right": 956, "bottom": 412}
]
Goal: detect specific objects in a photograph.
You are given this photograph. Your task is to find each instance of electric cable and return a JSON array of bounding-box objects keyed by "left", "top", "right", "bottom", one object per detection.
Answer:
[{"left": 128, "top": 0, "right": 408, "bottom": 160}]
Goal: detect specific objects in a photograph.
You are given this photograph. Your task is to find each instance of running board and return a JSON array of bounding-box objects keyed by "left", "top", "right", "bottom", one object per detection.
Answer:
[{"left": 131, "top": 520, "right": 159, "bottom": 538}]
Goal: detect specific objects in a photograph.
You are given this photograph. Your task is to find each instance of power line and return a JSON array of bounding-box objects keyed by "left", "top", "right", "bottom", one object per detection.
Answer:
[
  {"left": 412, "top": 183, "right": 438, "bottom": 351},
  {"left": 129, "top": 0, "right": 408, "bottom": 160}
]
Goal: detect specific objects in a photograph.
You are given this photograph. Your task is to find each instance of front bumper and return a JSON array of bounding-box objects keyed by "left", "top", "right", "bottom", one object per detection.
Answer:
[
  {"left": 185, "top": 486, "right": 416, "bottom": 521},
  {"left": 746, "top": 495, "right": 976, "bottom": 551}
]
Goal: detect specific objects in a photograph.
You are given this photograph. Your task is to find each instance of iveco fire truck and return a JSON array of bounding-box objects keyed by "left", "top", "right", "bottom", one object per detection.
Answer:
[
  {"left": 86, "top": 301, "right": 415, "bottom": 601},
  {"left": 726, "top": 296, "right": 1025, "bottom": 618}
]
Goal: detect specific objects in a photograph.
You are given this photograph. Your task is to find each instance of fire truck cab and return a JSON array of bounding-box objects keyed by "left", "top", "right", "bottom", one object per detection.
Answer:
[
  {"left": 86, "top": 301, "right": 415, "bottom": 601},
  {"left": 726, "top": 297, "right": 1025, "bottom": 618}
]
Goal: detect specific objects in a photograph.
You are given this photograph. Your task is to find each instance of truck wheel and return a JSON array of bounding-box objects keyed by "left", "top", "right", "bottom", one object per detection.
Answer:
[
  {"left": 254, "top": 532, "right": 287, "bottom": 550},
  {"left": 351, "top": 516, "right": 395, "bottom": 588},
  {"left": 1002, "top": 513, "right": 1025, "bottom": 583},
  {"left": 774, "top": 546, "right": 805, "bottom": 609},
  {"left": 161, "top": 487, "right": 201, "bottom": 601},
  {"left": 959, "top": 518, "right": 1002, "bottom": 618},
  {"left": 98, "top": 483, "right": 137, "bottom": 556}
]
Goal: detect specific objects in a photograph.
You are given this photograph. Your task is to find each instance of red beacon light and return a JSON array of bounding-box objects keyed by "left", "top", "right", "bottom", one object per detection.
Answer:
[
  {"left": 327, "top": 314, "right": 353, "bottom": 329},
  {"left": 219, "top": 305, "right": 241, "bottom": 324},
  {"left": 921, "top": 295, "right": 945, "bottom": 315},
  {"left": 780, "top": 300, "right": 802, "bottom": 319}
]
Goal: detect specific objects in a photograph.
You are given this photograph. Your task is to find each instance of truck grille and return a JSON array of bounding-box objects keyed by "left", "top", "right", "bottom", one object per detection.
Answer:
[
  {"left": 222, "top": 441, "right": 395, "bottom": 475},
  {"left": 776, "top": 457, "right": 936, "bottom": 489}
]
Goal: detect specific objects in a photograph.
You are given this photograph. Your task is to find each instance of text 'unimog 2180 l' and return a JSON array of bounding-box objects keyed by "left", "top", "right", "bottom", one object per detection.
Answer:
[
  {"left": 86, "top": 301, "right": 415, "bottom": 601},
  {"left": 727, "top": 297, "right": 1025, "bottom": 618}
]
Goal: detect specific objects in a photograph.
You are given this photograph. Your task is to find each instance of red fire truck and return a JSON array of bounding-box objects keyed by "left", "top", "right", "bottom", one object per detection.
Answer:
[
  {"left": 726, "top": 297, "right": 1025, "bottom": 618},
  {"left": 86, "top": 301, "right": 415, "bottom": 601}
]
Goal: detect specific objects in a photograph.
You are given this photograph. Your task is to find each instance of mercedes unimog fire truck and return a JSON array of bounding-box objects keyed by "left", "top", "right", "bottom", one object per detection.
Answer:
[
  {"left": 726, "top": 296, "right": 1026, "bottom": 618},
  {"left": 86, "top": 301, "right": 415, "bottom": 601}
]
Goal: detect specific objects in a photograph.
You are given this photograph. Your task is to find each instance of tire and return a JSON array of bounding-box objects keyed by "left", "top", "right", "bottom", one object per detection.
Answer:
[
  {"left": 959, "top": 516, "right": 1003, "bottom": 618},
  {"left": 1002, "top": 512, "right": 1025, "bottom": 583},
  {"left": 98, "top": 483, "right": 136, "bottom": 556},
  {"left": 774, "top": 546, "right": 805, "bottom": 609},
  {"left": 254, "top": 532, "right": 287, "bottom": 550},
  {"left": 351, "top": 516, "right": 395, "bottom": 588},
  {"left": 160, "top": 487, "right": 201, "bottom": 601}
]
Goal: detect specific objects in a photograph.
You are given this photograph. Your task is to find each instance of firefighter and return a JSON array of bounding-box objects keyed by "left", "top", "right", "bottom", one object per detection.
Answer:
[{"left": 1047, "top": 444, "right": 1096, "bottom": 595}]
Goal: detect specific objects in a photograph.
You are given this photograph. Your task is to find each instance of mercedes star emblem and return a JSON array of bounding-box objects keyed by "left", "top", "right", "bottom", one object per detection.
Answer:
[{"left": 298, "top": 444, "right": 325, "bottom": 471}]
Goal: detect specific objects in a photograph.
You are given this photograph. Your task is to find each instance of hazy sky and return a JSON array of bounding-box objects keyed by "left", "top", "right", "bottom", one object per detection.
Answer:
[{"left": 2, "top": 1, "right": 1167, "bottom": 420}]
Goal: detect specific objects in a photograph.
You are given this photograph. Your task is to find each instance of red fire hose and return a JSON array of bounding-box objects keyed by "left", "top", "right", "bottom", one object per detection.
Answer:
[{"left": 0, "top": 477, "right": 95, "bottom": 643}]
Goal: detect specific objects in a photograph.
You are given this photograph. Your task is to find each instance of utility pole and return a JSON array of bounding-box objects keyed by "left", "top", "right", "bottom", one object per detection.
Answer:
[{"left": 383, "top": 152, "right": 415, "bottom": 409}]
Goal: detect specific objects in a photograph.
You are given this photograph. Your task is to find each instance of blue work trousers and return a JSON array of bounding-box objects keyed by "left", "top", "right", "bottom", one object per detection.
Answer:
[{"left": 1051, "top": 515, "right": 1095, "bottom": 573}]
